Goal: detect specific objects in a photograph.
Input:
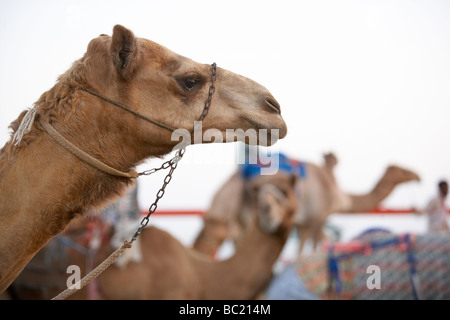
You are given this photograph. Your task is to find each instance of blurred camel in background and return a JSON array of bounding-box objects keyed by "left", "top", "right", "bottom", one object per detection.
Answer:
[
  {"left": 5, "top": 172, "right": 297, "bottom": 300},
  {"left": 193, "top": 152, "right": 420, "bottom": 255},
  {"left": 295, "top": 153, "right": 420, "bottom": 252},
  {"left": 92, "top": 172, "right": 297, "bottom": 299}
]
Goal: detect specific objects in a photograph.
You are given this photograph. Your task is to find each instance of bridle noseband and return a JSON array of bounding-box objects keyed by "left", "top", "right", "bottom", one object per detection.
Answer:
[
  {"left": 82, "top": 62, "right": 216, "bottom": 134},
  {"left": 40, "top": 62, "right": 217, "bottom": 179}
]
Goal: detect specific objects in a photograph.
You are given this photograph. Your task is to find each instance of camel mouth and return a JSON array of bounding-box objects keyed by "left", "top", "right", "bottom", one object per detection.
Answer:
[
  {"left": 265, "top": 97, "right": 281, "bottom": 114},
  {"left": 240, "top": 115, "right": 287, "bottom": 142}
]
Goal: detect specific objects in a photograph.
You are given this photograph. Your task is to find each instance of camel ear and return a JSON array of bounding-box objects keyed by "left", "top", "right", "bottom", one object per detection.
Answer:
[{"left": 110, "top": 25, "right": 138, "bottom": 78}]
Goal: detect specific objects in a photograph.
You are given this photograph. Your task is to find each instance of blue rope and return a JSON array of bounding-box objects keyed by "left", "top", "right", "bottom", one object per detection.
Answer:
[
  {"left": 404, "top": 234, "right": 420, "bottom": 300},
  {"left": 328, "top": 245, "right": 342, "bottom": 295}
]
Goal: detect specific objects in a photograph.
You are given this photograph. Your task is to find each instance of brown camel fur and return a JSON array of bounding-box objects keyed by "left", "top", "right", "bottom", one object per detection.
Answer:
[
  {"left": 193, "top": 171, "right": 245, "bottom": 255},
  {"left": 0, "top": 25, "right": 287, "bottom": 293},
  {"left": 193, "top": 153, "right": 420, "bottom": 255},
  {"left": 90, "top": 172, "right": 297, "bottom": 300}
]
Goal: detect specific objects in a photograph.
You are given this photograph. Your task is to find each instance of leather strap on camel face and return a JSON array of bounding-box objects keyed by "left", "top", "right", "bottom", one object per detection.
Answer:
[
  {"left": 82, "top": 62, "right": 217, "bottom": 134},
  {"left": 40, "top": 63, "right": 217, "bottom": 179}
]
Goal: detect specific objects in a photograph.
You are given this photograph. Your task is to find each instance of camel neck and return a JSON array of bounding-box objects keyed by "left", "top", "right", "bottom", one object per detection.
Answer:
[
  {"left": 39, "top": 119, "right": 139, "bottom": 179},
  {"left": 347, "top": 177, "right": 396, "bottom": 212},
  {"left": 0, "top": 126, "right": 134, "bottom": 293},
  {"left": 38, "top": 84, "right": 175, "bottom": 174},
  {"left": 204, "top": 223, "right": 290, "bottom": 299}
]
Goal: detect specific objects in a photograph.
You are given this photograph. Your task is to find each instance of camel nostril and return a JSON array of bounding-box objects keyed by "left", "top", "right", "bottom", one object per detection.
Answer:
[{"left": 265, "top": 97, "right": 281, "bottom": 114}]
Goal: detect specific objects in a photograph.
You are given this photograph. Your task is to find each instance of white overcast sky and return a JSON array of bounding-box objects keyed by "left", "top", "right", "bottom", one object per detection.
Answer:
[{"left": 1, "top": 0, "right": 449, "bottom": 211}]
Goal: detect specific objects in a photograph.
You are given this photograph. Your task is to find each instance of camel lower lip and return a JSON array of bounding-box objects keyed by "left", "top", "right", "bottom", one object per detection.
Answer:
[{"left": 238, "top": 117, "right": 287, "bottom": 143}]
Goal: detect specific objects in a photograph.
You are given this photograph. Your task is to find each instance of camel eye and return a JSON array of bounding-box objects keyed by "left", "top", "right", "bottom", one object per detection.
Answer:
[
  {"left": 184, "top": 77, "right": 197, "bottom": 89},
  {"left": 177, "top": 75, "right": 203, "bottom": 91}
]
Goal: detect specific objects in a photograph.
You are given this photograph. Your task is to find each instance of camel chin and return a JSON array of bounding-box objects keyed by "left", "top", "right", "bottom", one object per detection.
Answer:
[{"left": 220, "top": 117, "right": 287, "bottom": 146}]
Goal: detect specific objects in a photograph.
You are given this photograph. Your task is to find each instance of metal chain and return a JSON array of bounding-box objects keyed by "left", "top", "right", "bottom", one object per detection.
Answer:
[
  {"left": 131, "top": 147, "right": 186, "bottom": 243},
  {"left": 137, "top": 153, "right": 181, "bottom": 177},
  {"left": 129, "top": 62, "right": 217, "bottom": 243},
  {"left": 51, "top": 63, "right": 217, "bottom": 300},
  {"left": 197, "top": 62, "right": 216, "bottom": 122}
]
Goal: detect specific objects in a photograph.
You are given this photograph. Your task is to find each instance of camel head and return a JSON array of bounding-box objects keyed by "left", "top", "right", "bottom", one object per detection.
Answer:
[
  {"left": 383, "top": 165, "right": 421, "bottom": 184},
  {"left": 76, "top": 25, "right": 287, "bottom": 156},
  {"left": 246, "top": 173, "right": 298, "bottom": 234}
]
